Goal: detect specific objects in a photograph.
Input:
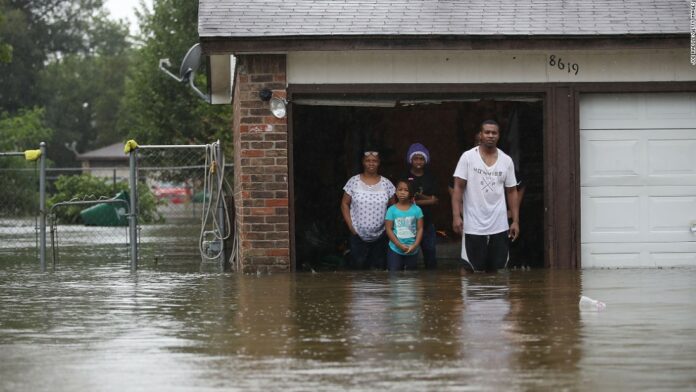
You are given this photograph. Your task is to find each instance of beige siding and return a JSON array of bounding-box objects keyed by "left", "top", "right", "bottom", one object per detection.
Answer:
[{"left": 287, "top": 49, "right": 696, "bottom": 84}]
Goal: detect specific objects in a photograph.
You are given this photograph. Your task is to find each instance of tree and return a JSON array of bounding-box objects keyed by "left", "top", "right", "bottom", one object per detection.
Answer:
[
  {"left": 0, "top": 108, "right": 52, "bottom": 215},
  {"left": 0, "top": 0, "right": 134, "bottom": 214},
  {"left": 118, "top": 0, "right": 231, "bottom": 147},
  {"left": 37, "top": 18, "right": 131, "bottom": 166},
  {"left": 0, "top": 13, "right": 11, "bottom": 63},
  {"left": 0, "top": 107, "right": 52, "bottom": 151},
  {"left": 0, "top": 0, "right": 112, "bottom": 112},
  {"left": 0, "top": 0, "right": 131, "bottom": 166}
]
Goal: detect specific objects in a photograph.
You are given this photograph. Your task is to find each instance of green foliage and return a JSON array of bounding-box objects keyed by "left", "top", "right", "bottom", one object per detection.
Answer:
[
  {"left": 1, "top": 0, "right": 229, "bottom": 169},
  {"left": 0, "top": 108, "right": 50, "bottom": 216},
  {"left": 39, "top": 49, "right": 131, "bottom": 165},
  {"left": 0, "top": 107, "right": 52, "bottom": 151},
  {"left": 0, "top": 0, "right": 131, "bottom": 166},
  {"left": 0, "top": 0, "right": 116, "bottom": 112},
  {"left": 36, "top": 14, "right": 131, "bottom": 166},
  {"left": 118, "top": 0, "right": 232, "bottom": 149},
  {"left": 48, "top": 174, "right": 163, "bottom": 224},
  {"left": 0, "top": 160, "right": 38, "bottom": 216},
  {"left": 0, "top": 13, "right": 11, "bottom": 63}
]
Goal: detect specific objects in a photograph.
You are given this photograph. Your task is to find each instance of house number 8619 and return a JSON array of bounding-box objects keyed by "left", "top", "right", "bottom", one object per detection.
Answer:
[{"left": 549, "top": 55, "right": 580, "bottom": 75}]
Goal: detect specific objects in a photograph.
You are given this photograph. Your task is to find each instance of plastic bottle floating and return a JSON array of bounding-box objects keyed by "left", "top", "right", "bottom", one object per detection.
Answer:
[{"left": 579, "top": 295, "right": 606, "bottom": 311}]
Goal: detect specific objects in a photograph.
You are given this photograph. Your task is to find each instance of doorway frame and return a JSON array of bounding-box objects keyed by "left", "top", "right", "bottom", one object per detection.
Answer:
[{"left": 286, "top": 81, "right": 696, "bottom": 270}]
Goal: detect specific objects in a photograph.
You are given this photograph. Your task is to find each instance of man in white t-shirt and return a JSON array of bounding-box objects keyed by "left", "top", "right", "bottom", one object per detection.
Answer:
[{"left": 451, "top": 120, "right": 520, "bottom": 272}]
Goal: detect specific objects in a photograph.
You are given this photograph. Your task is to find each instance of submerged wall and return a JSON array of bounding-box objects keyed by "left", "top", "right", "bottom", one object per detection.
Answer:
[{"left": 232, "top": 55, "right": 290, "bottom": 272}]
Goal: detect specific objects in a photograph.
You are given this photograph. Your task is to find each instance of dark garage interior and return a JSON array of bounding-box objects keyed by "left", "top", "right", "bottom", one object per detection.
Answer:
[{"left": 291, "top": 96, "right": 544, "bottom": 271}]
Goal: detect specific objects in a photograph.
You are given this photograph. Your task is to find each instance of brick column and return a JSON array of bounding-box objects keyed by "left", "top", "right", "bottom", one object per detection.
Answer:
[{"left": 232, "top": 55, "right": 289, "bottom": 273}]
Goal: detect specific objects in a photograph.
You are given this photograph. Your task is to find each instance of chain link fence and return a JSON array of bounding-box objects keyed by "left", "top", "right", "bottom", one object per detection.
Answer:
[
  {"left": 1, "top": 141, "right": 235, "bottom": 272},
  {"left": 0, "top": 148, "right": 43, "bottom": 263},
  {"left": 48, "top": 197, "right": 132, "bottom": 266},
  {"left": 42, "top": 164, "right": 130, "bottom": 268},
  {"left": 132, "top": 143, "right": 226, "bottom": 269}
]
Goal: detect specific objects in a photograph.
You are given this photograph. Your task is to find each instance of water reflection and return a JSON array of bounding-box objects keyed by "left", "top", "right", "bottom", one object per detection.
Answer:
[
  {"left": 507, "top": 271, "right": 583, "bottom": 389},
  {"left": 459, "top": 274, "right": 512, "bottom": 367},
  {"left": 578, "top": 269, "right": 696, "bottom": 391},
  {"left": 418, "top": 272, "right": 463, "bottom": 361},
  {"left": 1, "top": 258, "right": 695, "bottom": 391}
]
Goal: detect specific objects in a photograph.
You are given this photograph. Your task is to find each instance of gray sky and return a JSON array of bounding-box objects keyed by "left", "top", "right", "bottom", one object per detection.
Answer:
[{"left": 104, "top": 0, "right": 152, "bottom": 33}]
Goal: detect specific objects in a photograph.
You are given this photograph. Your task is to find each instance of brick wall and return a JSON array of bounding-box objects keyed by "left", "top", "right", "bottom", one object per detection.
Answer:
[{"left": 232, "top": 55, "right": 290, "bottom": 273}]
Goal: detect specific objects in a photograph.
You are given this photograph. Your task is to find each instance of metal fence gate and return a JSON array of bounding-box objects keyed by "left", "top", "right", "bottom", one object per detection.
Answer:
[
  {"left": 1, "top": 141, "right": 235, "bottom": 272},
  {"left": 0, "top": 144, "right": 46, "bottom": 270},
  {"left": 127, "top": 141, "right": 230, "bottom": 271}
]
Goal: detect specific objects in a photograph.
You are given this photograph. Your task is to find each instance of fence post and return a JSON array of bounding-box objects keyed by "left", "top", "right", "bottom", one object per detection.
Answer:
[
  {"left": 128, "top": 149, "right": 138, "bottom": 272},
  {"left": 216, "top": 141, "right": 227, "bottom": 269},
  {"left": 39, "top": 142, "right": 46, "bottom": 272}
]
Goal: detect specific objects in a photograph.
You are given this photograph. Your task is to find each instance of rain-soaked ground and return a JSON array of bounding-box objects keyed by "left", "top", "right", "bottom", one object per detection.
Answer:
[{"left": 1, "top": 236, "right": 695, "bottom": 390}]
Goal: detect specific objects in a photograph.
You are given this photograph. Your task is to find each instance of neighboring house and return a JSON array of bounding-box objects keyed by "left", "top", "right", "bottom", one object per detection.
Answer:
[
  {"left": 75, "top": 142, "right": 128, "bottom": 182},
  {"left": 199, "top": 0, "right": 696, "bottom": 272}
]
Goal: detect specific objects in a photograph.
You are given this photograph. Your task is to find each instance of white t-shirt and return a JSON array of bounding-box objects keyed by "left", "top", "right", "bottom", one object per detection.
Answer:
[
  {"left": 453, "top": 147, "right": 517, "bottom": 235},
  {"left": 343, "top": 175, "right": 396, "bottom": 241}
]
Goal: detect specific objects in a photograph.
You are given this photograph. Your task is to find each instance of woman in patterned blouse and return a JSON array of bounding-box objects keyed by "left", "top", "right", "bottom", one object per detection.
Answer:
[{"left": 340, "top": 150, "right": 396, "bottom": 269}]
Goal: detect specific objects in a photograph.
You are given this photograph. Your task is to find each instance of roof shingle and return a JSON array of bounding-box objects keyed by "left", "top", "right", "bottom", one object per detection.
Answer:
[{"left": 198, "top": 0, "right": 689, "bottom": 37}]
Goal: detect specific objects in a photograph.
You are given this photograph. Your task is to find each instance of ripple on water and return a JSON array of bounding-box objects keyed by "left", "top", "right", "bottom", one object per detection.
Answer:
[{"left": 1, "top": 258, "right": 696, "bottom": 391}]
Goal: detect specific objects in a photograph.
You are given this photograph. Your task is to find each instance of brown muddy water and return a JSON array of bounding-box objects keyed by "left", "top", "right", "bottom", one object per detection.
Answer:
[{"left": 0, "top": 255, "right": 695, "bottom": 391}]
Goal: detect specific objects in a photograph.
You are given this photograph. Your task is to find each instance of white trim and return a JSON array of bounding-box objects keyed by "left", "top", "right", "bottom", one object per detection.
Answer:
[{"left": 287, "top": 49, "right": 696, "bottom": 84}]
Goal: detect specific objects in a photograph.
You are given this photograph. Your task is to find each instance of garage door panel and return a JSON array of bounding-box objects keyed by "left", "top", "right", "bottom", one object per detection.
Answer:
[
  {"left": 581, "top": 93, "right": 696, "bottom": 268},
  {"left": 648, "top": 195, "right": 696, "bottom": 235},
  {"left": 582, "top": 251, "right": 643, "bottom": 268},
  {"left": 581, "top": 130, "right": 696, "bottom": 186},
  {"left": 643, "top": 94, "right": 696, "bottom": 122},
  {"left": 647, "top": 139, "right": 696, "bottom": 180},
  {"left": 581, "top": 193, "right": 641, "bottom": 242},
  {"left": 582, "top": 186, "right": 696, "bottom": 243},
  {"left": 652, "top": 252, "right": 696, "bottom": 267},
  {"left": 580, "top": 136, "right": 641, "bottom": 186},
  {"left": 581, "top": 93, "right": 696, "bottom": 129},
  {"left": 582, "top": 243, "right": 696, "bottom": 268},
  {"left": 579, "top": 95, "right": 644, "bottom": 129}
]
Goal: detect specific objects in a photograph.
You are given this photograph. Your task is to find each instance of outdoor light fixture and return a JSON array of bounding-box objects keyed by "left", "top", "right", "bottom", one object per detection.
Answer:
[
  {"left": 270, "top": 97, "right": 287, "bottom": 118},
  {"left": 259, "top": 88, "right": 273, "bottom": 101},
  {"left": 259, "top": 88, "right": 288, "bottom": 118}
]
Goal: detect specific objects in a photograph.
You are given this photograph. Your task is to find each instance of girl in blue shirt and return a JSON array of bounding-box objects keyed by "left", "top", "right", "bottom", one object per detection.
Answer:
[{"left": 385, "top": 179, "right": 424, "bottom": 271}]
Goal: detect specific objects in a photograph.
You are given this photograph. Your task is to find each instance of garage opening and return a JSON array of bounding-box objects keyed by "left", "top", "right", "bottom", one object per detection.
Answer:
[{"left": 291, "top": 95, "right": 544, "bottom": 271}]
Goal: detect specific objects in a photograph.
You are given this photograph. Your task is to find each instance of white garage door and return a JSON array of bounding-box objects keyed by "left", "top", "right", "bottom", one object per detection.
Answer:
[{"left": 580, "top": 93, "right": 696, "bottom": 268}]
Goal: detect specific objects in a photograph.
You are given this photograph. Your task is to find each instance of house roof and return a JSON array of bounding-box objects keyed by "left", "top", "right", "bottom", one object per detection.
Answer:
[
  {"left": 76, "top": 142, "right": 127, "bottom": 161},
  {"left": 198, "top": 0, "right": 688, "bottom": 38}
]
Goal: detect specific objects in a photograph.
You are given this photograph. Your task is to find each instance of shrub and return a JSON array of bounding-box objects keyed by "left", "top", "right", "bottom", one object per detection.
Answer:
[{"left": 48, "top": 174, "right": 163, "bottom": 224}]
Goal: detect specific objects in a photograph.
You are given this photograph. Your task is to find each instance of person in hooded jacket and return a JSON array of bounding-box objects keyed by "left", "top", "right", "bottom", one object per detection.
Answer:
[{"left": 404, "top": 143, "right": 439, "bottom": 269}]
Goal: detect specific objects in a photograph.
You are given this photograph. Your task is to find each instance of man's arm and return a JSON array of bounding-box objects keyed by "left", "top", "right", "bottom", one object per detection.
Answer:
[
  {"left": 505, "top": 186, "right": 520, "bottom": 241},
  {"left": 415, "top": 194, "right": 439, "bottom": 206},
  {"left": 451, "top": 177, "right": 466, "bottom": 234}
]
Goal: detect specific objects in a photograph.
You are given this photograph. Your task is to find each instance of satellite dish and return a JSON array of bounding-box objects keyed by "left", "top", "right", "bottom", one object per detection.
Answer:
[
  {"left": 158, "top": 43, "right": 209, "bottom": 103},
  {"left": 179, "top": 43, "right": 203, "bottom": 81}
]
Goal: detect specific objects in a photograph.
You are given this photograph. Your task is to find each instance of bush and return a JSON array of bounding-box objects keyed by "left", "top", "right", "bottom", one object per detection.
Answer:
[
  {"left": 48, "top": 174, "right": 163, "bottom": 224},
  {"left": 0, "top": 160, "right": 39, "bottom": 216}
]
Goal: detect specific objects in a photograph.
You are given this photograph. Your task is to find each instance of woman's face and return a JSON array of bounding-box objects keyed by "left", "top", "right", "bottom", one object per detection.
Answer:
[{"left": 362, "top": 155, "right": 380, "bottom": 174}]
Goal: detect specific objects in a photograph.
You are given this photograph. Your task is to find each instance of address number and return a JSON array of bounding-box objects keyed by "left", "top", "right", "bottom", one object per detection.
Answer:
[{"left": 549, "top": 55, "right": 579, "bottom": 75}]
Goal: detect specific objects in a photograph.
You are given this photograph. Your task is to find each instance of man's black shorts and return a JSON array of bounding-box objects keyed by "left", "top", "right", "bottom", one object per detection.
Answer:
[{"left": 461, "top": 231, "right": 509, "bottom": 272}]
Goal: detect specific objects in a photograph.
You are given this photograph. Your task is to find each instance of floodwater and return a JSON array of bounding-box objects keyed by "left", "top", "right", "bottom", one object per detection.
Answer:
[{"left": 0, "top": 256, "right": 695, "bottom": 391}]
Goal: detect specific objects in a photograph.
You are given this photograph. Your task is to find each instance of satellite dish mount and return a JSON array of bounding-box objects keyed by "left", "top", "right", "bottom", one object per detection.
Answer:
[{"left": 159, "top": 43, "right": 209, "bottom": 103}]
